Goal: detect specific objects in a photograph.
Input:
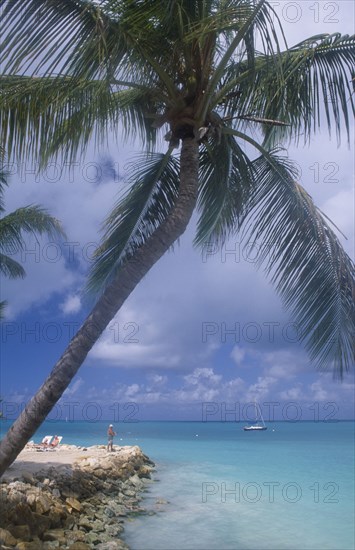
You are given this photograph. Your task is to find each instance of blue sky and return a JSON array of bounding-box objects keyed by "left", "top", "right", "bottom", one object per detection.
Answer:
[{"left": 1, "top": 1, "right": 354, "bottom": 423}]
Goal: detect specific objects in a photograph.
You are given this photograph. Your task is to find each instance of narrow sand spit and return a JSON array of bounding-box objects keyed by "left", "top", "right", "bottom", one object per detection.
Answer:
[{"left": 2, "top": 444, "right": 134, "bottom": 480}]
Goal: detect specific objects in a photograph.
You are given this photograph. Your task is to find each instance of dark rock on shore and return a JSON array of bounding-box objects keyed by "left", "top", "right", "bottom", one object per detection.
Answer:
[{"left": 0, "top": 446, "right": 155, "bottom": 549}]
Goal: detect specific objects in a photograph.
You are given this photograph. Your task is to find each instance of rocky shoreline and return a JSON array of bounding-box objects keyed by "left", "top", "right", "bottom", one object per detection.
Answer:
[{"left": 0, "top": 445, "right": 155, "bottom": 550}]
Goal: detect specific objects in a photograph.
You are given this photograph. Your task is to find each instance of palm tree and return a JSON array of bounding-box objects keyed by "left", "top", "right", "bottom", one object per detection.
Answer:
[
  {"left": 0, "top": 155, "right": 66, "bottom": 317},
  {"left": 0, "top": 0, "right": 354, "bottom": 475}
]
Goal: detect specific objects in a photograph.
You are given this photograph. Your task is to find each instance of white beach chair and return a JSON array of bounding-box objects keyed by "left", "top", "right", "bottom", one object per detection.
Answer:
[
  {"left": 45, "top": 435, "right": 63, "bottom": 451},
  {"left": 33, "top": 435, "right": 54, "bottom": 451}
]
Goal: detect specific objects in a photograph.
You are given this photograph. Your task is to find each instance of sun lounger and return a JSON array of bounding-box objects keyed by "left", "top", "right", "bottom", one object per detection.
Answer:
[
  {"left": 41, "top": 435, "right": 54, "bottom": 446},
  {"left": 26, "top": 435, "right": 63, "bottom": 451},
  {"left": 50, "top": 436, "right": 62, "bottom": 447},
  {"left": 25, "top": 435, "right": 53, "bottom": 449},
  {"left": 42, "top": 435, "right": 63, "bottom": 451}
]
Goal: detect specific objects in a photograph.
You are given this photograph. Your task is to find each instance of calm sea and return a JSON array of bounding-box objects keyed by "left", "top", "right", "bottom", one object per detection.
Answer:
[{"left": 1, "top": 420, "right": 354, "bottom": 550}]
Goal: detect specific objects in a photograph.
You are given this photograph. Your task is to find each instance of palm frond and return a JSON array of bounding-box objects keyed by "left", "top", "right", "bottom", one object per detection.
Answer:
[
  {"left": 0, "top": 205, "right": 66, "bottom": 255},
  {"left": 240, "top": 152, "right": 355, "bottom": 377},
  {"left": 198, "top": 0, "right": 285, "bottom": 122},
  {"left": 0, "top": 75, "right": 162, "bottom": 163},
  {"left": 0, "top": 0, "right": 124, "bottom": 79},
  {"left": 87, "top": 150, "right": 180, "bottom": 294},
  {"left": 0, "top": 300, "right": 7, "bottom": 319},
  {"left": 194, "top": 133, "right": 254, "bottom": 246},
  {"left": 0, "top": 253, "right": 26, "bottom": 279},
  {"left": 0, "top": 0, "right": 182, "bottom": 99},
  {"left": 220, "top": 33, "right": 355, "bottom": 145}
]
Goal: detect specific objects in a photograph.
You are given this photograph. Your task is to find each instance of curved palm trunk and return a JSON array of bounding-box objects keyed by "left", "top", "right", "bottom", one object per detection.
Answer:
[{"left": 0, "top": 138, "right": 199, "bottom": 477}]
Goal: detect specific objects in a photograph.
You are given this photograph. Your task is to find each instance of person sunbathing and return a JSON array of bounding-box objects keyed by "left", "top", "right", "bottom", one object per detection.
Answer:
[{"left": 50, "top": 435, "right": 61, "bottom": 447}]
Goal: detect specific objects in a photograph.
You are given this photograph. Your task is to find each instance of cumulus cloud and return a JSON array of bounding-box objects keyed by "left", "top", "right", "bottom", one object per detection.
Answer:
[
  {"left": 230, "top": 345, "right": 246, "bottom": 366},
  {"left": 244, "top": 376, "right": 278, "bottom": 402},
  {"left": 183, "top": 368, "right": 222, "bottom": 386},
  {"left": 60, "top": 294, "right": 82, "bottom": 315},
  {"left": 62, "top": 377, "right": 84, "bottom": 398}
]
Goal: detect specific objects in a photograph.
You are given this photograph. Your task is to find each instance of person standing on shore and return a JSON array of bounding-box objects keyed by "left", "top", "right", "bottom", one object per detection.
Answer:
[{"left": 107, "top": 424, "right": 116, "bottom": 452}]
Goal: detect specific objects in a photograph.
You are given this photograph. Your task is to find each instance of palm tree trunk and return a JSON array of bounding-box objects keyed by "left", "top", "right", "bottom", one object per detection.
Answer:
[{"left": 0, "top": 138, "right": 200, "bottom": 477}]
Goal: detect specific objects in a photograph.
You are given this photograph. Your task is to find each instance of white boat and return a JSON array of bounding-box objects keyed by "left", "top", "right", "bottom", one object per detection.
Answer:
[{"left": 244, "top": 402, "right": 267, "bottom": 431}]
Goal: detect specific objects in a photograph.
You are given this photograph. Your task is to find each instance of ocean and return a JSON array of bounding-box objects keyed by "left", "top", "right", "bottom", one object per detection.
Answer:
[{"left": 1, "top": 420, "right": 354, "bottom": 550}]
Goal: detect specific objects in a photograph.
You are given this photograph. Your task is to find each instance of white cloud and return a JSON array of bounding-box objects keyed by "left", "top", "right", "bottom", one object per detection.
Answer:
[
  {"left": 3, "top": 251, "right": 79, "bottom": 319},
  {"left": 230, "top": 345, "right": 246, "bottom": 366},
  {"left": 183, "top": 368, "right": 222, "bottom": 386},
  {"left": 245, "top": 376, "right": 278, "bottom": 402},
  {"left": 60, "top": 294, "right": 82, "bottom": 315},
  {"left": 90, "top": 340, "right": 181, "bottom": 369},
  {"left": 279, "top": 384, "right": 306, "bottom": 401},
  {"left": 309, "top": 380, "right": 336, "bottom": 402},
  {"left": 263, "top": 350, "right": 307, "bottom": 379},
  {"left": 62, "top": 377, "right": 84, "bottom": 398}
]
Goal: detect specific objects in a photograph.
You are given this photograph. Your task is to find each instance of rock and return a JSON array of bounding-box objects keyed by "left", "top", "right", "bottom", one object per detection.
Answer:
[
  {"left": 96, "top": 541, "right": 129, "bottom": 550},
  {"left": 1, "top": 445, "right": 154, "bottom": 550},
  {"left": 8, "top": 524, "right": 31, "bottom": 541},
  {"left": 155, "top": 498, "right": 169, "bottom": 505},
  {"left": 31, "top": 513, "right": 52, "bottom": 536},
  {"left": 48, "top": 505, "right": 68, "bottom": 528},
  {"left": 65, "top": 497, "right": 81, "bottom": 512},
  {"left": 60, "top": 488, "right": 79, "bottom": 499},
  {"left": 63, "top": 516, "right": 76, "bottom": 530},
  {"left": 105, "top": 524, "right": 124, "bottom": 537},
  {"left": 21, "top": 471, "right": 36, "bottom": 484},
  {"left": 66, "top": 530, "right": 86, "bottom": 543},
  {"left": 26, "top": 492, "right": 37, "bottom": 508},
  {"left": 42, "top": 529, "right": 67, "bottom": 545},
  {"left": 90, "top": 519, "right": 105, "bottom": 532},
  {"left": 8, "top": 481, "right": 29, "bottom": 493},
  {"left": 138, "top": 465, "right": 153, "bottom": 478},
  {"left": 122, "top": 489, "right": 136, "bottom": 497},
  {"left": 0, "top": 527, "right": 17, "bottom": 547},
  {"left": 35, "top": 495, "right": 52, "bottom": 514},
  {"left": 129, "top": 474, "right": 143, "bottom": 488},
  {"left": 42, "top": 542, "right": 60, "bottom": 549},
  {"left": 12, "top": 503, "right": 34, "bottom": 527},
  {"left": 85, "top": 532, "right": 102, "bottom": 545},
  {"left": 16, "top": 542, "right": 43, "bottom": 550},
  {"left": 78, "top": 519, "right": 92, "bottom": 531},
  {"left": 104, "top": 506, "right": 116, "bottom": 518}
]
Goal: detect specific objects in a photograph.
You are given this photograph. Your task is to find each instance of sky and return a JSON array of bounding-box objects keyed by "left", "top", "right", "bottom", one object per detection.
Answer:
[{"left": 0, "top": 1, "right": 354, "bottom": 424}]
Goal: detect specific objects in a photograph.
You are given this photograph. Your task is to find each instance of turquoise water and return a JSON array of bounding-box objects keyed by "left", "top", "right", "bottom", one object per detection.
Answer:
[{"left": 1, "top": 420, "right": 354, "bottom": 549}]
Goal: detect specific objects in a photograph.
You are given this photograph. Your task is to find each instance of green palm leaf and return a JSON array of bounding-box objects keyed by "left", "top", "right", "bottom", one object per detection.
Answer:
[
  {"left": 0, "top": 205, "right": 65, "bottom": 255},
  {"left": 0, "top": 75, "right": 164, "bottom": 163},
  {"left": 220, "top": 33, "right": 355, "bottom": 145},
  {"left": 195, "top": 132, "right": 254, "bottom": 245},
  {"left": 87, "top": 150, "right": 180, "bottom": 293},
  {"left": 240, "top": 151, "right": 355, "bottom": 377},
  {"left": 0, "top": 253, "right": 26, "bottom": 279}
]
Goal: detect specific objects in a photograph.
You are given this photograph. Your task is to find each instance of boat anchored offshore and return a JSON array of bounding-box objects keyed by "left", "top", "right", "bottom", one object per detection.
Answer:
[{"left": 244, "top": 402, "right": 267, "bottom": 431}]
